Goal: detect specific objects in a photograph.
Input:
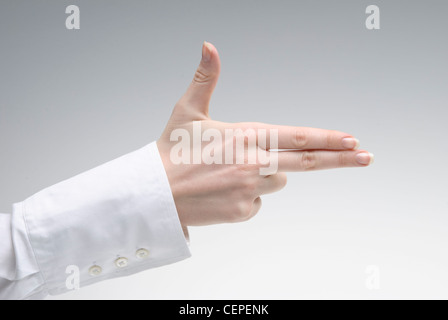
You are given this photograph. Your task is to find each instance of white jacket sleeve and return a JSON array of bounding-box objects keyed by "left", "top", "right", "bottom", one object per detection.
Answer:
[{"left": 0, "top": 142, "right": 191, "bottom": 300}]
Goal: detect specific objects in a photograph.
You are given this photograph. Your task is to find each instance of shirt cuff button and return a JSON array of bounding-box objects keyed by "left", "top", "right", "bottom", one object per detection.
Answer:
[
  {"left": 89, "top": 265, "right": 103, "bottom": 276},
  {"left": 115, "top": 257, "right": 129, "bottom": 268},
  {"left": 136, "top": 248, "right": 150, "bottom": 259}
]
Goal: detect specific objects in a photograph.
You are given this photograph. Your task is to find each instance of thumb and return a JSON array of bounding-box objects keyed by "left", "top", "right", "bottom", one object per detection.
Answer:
[{"left": 177, "top": 42, "right": 221, "bottom": 120}]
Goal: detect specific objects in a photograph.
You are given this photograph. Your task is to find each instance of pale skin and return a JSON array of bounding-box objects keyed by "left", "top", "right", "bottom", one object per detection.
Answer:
[{"left": 157, "top": 42, "right": 374, "bottom": 227}]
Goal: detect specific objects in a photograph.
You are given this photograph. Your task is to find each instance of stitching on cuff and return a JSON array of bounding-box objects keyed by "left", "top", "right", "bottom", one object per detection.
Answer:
[{"left": 20, "top": 201, "right": 48, "bottom": 292}]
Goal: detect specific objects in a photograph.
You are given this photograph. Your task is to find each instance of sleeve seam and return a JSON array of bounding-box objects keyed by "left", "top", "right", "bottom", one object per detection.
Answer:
[{"left": 21, "top": 201, "right": 49, "bottom": 292}]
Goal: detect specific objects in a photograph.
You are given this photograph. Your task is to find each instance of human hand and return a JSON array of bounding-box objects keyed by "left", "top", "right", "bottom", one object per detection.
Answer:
[{"left": 157, "top": 42, "right": 374, "bottom": 227}]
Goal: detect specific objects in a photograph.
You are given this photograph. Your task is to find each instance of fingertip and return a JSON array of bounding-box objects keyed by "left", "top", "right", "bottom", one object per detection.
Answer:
[
  {"left": 355, "top": 151, "right": 375, "bottom": 166},
  {"left": 368, "top": 152, "right": 375, "bottom": 165},
  {"left": 204, "top": 41, "right": 214, "bottom": 52},
  {"left": 342, "top": 137, "right": 360, "bottom": 150},
  {"left": 202, "top": 41, "right": 212, "bottom": 62},
  {"left": 202, "top": 41, "right": 220, "bottom": 68}
]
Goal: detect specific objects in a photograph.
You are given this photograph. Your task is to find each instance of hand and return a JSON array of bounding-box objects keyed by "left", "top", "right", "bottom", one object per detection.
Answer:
[{"left": 157, "top": 42, "right": 374, "bottom": 227}]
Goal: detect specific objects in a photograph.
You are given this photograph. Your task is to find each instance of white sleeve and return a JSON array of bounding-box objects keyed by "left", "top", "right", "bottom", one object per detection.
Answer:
[{"left": 0, "top": 142, "right": 191, "bottom": 300}]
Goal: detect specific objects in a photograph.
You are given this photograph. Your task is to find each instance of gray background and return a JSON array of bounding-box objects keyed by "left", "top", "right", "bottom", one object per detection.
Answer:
[{"left": 1, "top": 0, "right": 447, "bottom": 299}]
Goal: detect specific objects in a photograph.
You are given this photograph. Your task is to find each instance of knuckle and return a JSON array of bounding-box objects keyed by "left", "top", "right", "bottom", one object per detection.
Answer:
[
  {"left": 326, "top": 130, "right": 338, "bottom": 149},
  {"left": 326, "top": 132, "right": 332, "bottom": 149},
  {"left": 193, "top": 68, "right": 210, "bottom": 84},
  {"left": 246, "top": 179, "right": 258, "bottom": 193},
  {"left": 239, "top": 178, "right": 257, "bottom": 195},
  {"left": 293, "top": 130, "right": 308, "bottom": 148},
  {"left": 236, "top": 163, "right": 260, "bottom": 176},
  {"left": 278, "top": 173, "right": 288, "bottom": 189},
  {"left": 233, "top": 201, "right": 253, "bottom": 222},
  {"left": 300, "top": 151, "right": 317, "bottom": 171},
  {"left": 232, "top": 166, "right": 259, "bottom": 194},
  {"left": 338, "top": 152, "right": 347, "bottom": 166}
]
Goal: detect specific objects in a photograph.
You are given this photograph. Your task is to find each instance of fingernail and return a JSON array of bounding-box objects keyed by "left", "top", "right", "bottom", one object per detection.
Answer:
[
  {"left": 342, "top": 138, "right": 360, "bottom": 149},
  {"left": 202, "top": 41, "right": 212, "bottom": 62},
  {"left": 356, "top": 152, "right": 375, "bottom": 165}
]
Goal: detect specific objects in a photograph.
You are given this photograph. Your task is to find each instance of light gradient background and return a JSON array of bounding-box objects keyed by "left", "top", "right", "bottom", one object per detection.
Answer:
[{"left": 0, "top": 0, "right": 447, "bottom": 299}]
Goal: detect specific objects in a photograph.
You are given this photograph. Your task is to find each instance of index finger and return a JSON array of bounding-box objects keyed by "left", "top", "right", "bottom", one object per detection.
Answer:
[{"left": 240, "top": 123, "right": 360, "bottom": 150}]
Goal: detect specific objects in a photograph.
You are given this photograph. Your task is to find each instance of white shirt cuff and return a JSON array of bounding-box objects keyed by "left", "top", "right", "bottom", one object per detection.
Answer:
[{"left": 20, "top": 142, "right": 190, "bottom": 296}]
